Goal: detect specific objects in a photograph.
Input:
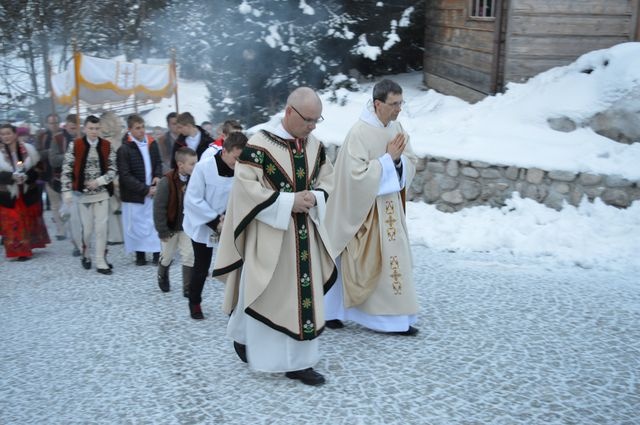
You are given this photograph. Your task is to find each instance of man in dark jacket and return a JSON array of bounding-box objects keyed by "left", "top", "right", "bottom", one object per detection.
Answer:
[
  {"left": 116, "top": 114, "right": 163, "bottom": 266},
  {"left": 37, "top": 113, "right": 65, "bottom": 239},
  {"left": 153, "top": 147, "right": 196, "bottom": 295},
  {"left": 170, "top": 112, "right": 213, "bottom": 168}
]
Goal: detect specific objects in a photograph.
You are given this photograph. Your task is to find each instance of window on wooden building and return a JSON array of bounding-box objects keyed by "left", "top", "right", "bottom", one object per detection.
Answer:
[{"left": 469, "top": 0, "right": 495, "bottom": 18}]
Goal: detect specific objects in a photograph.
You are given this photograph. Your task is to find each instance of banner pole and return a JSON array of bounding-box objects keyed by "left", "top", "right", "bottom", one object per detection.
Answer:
[
  {"left": 72, "top": 39, "right": 81, "bottom": 137},
  {"left": 133, "top": 62, "right": 139, "bottom": 114},
  {"left": 171, "top": 48, "right": 179, "bottom": 114}
]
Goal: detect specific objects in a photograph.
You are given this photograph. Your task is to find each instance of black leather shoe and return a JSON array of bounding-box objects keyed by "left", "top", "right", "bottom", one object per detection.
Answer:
[
  {"left": 389, "top": 326, "right": 419, "bottom": 336},
  {"left": 285, "top": 368, "right": 325, "bottom": 386},
  {"left": 152, "top": 252, "right": 160, "bottom": 266},
  {"left": 97, "top": 268, "right": 112, "bottom": 275},
  {"left": 325, "top": 319, "right": 344, "bottom": 329},
  {"left": 233, "top": 341, "right": 248, "bottom": 363},
  {"left": 189, "top": 303, "right": 204, "bottom": 320},
  {"left": 135, "top": 252, "right": 147, "bottom": 266},
  {"left": 81, "top": 257, "right": 91, "bottom": 270}
]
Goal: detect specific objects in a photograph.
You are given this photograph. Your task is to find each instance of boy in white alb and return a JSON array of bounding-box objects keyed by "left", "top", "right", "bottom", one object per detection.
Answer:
[{"left": 182, "top": 132, "right": 247, "bottom": 320}]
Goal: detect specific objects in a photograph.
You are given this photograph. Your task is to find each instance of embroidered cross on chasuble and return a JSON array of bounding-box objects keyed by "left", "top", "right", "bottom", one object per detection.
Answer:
[{"left": 243, "top": 130, "right": 327, "bottom": 340}]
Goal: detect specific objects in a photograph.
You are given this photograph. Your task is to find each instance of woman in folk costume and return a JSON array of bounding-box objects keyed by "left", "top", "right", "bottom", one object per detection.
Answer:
[
  {"left": 0, "top": 123, "right": 50, "bottom": 260},
  {"left": 116, "top": 114, "right": 162, "bottom": 265},
  {"left": 324, "top": 79, "right": 420, "bottom": 336},
  {"left": 100, "top": 111, "right": 125, "bottom": 245},
  {"left": 212, "top": 88, "right": 336, "bottom": 386}
]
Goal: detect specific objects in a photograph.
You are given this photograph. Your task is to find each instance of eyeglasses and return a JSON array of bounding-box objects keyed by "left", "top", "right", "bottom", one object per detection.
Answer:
[
  {"left": 383, "top": 100, "right": 405, "bottom": 108},
  {"left": 290, "top": 105, "right": 324, "bottom": 125}
]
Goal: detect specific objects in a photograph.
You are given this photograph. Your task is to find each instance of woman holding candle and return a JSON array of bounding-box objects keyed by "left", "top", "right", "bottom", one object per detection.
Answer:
[{"left": 0, "top": 123, "right": 50, "bottom": 260}]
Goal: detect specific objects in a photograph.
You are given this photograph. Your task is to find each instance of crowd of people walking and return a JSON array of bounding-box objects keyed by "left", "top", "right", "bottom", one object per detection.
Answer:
[{"left": 2, "top": 79, "right": 419, "bottom": 387}]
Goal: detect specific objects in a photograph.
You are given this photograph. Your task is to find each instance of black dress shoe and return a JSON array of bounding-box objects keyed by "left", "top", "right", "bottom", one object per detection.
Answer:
[
  {"left": 325, "top": 319, "right": 344, "bottom": 329},
  {"left": 81, "top": 257, "right": 92, "bottom": 270},
  {"left": 389, "top": 326, "right": 419, "bottom": 336},
  {"left": 96, "top": 268, "right": 112, "bottom": 275},
  {"left": 189, "top": 303, "right": 204, "bottom": 320},
  {"left": 233, "top": 341, "right": 248, "bottom": 363},
  {"left": 152, "top": 252, "right": 160, "bottom": 265},
  {"left": 135, "top": 251, "right": 147, "bottom": 266},
  {"left": 16, "top": 256, "right": 31, "bottom": 262},
  {"left": 285, "top": 368, "right": 325, "bottom": 386}
]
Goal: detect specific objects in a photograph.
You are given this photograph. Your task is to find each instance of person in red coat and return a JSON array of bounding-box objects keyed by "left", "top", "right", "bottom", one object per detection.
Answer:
[{"left": 0, "top": 123, "right": 50, "bottom": 260}]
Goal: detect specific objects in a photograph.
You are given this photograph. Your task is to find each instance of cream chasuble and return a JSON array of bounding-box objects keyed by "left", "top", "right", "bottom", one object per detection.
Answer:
[
  {"left": 324, "top": 106, "right": 419, "bottom": 331},
  {"left": 212, "top": 125, "right": 336, "bottom": 372}
]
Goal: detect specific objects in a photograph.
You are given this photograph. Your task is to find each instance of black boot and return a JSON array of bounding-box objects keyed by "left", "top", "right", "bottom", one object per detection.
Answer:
[
  {"left": 152, "top": 252, "right": 160, "bottom": 265},
  {"left": 182, "top": 265, "right": 193, "bottom": 298},
  {"left": 157, "top": 263, "right": 170, "bottom": 292},
  {"left": 135, "top": 251, "right": 147, "bottom": 266},
  {"left": 189, "top": 302, "right": 204, "bottom": 320},
  {"left": 233, "top": 341, "right": 248, "bottom": 363}
]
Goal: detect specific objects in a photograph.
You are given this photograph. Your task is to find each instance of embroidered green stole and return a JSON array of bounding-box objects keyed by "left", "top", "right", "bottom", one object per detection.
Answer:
[{"left": 239, "top": 130, "right": 327, "bottom": 340}]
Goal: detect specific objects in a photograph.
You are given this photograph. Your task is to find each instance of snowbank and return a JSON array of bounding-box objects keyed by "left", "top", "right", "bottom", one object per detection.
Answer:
[
  {"left": 407, "top": 196, "right": 640, "bottom": 272},
  {"left": 309, "top": 42, "right": 640, "bottom": 180}
]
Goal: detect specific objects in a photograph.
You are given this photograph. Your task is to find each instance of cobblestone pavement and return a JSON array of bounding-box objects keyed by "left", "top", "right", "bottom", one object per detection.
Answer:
[{"left": 1, "top": 217, "right": 639, "bottom": 424}]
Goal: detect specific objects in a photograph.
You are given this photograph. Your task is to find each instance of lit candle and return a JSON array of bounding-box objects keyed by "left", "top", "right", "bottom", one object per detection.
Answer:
[{"left": 14, "top": 160, "right": 25, "bottom": 183}]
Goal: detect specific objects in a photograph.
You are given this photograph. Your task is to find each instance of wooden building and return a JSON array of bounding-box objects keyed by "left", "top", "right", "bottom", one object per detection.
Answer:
[{"left": 423, "top": 0, "right": 640, "bottom": 102}]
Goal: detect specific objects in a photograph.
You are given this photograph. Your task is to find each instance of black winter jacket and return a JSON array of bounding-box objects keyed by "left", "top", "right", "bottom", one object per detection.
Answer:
[{"left": 116, "top": 135, "right": 163, "bottom": 204}]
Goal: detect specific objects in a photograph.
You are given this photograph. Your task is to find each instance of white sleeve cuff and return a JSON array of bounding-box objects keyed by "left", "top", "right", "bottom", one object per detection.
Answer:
[
  {"left": 309, "top": 190, "right": 327, "bottom": 225},
  {"left": 377, "top": 153, "right": 402, "bottom": 196},
  {"left": 255, "top": 192, "right": 294, "bottom": 230}
]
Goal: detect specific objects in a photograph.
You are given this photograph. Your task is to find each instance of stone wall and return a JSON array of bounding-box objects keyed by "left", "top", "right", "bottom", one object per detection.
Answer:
[{"left": 406, "top": 156, "right": 640, "bottom": 212}]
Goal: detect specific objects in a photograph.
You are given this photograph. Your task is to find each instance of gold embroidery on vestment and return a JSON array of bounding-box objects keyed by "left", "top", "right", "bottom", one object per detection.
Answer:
[
  {"left": 390, "top": 255, "right": 402, "bottom": 295},
  {"left": 385, "top": 200, "right": 397, "bottom": 241}
]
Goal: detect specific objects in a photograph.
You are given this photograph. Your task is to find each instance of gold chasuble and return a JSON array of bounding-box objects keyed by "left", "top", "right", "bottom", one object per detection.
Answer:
[
  {"left": 326, "top": 118, "right": 419, "bottom": 316},
  {"left": 213, "top": 130, "right": 336, "bottom": 340}
]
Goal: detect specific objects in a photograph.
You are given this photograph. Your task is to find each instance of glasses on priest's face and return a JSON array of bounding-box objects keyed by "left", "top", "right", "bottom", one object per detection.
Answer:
[
  {"left": 383, "top": 100, "right": 405, "bottom": 109},
  {"left": 290, "top": 105, "right": 324, "bottom": 125}
]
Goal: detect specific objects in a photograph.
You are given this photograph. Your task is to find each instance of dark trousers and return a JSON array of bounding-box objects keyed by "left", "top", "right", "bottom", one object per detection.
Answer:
[{"left": 189, "top": 240, "right": 213, "bottom": 305}]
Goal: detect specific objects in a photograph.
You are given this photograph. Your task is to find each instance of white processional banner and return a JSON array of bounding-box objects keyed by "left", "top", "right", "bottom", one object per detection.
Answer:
[{"left": 51, "top": 53, "right": 175, "bottom": 106}]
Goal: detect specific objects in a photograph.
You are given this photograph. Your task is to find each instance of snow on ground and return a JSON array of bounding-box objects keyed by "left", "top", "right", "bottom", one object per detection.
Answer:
[
  {"left": 407, "top": 196, "right": 640, "bottom": 273},
  {"left": 1, "top": 220, "right": 638, "bottom": 425}
]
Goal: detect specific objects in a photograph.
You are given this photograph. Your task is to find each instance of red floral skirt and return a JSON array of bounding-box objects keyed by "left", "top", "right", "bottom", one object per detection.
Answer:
[{"left": 0, "top": 193, "right": 50, "bottom": 258}]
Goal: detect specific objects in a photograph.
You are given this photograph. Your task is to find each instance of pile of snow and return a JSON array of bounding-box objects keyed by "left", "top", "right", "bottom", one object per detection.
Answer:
[
  {"left": 306, "top": 42, "right": 640, "bottom": 180},
  {"left": 407, "top": 196, "right": 640, "bottom": 272}
]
